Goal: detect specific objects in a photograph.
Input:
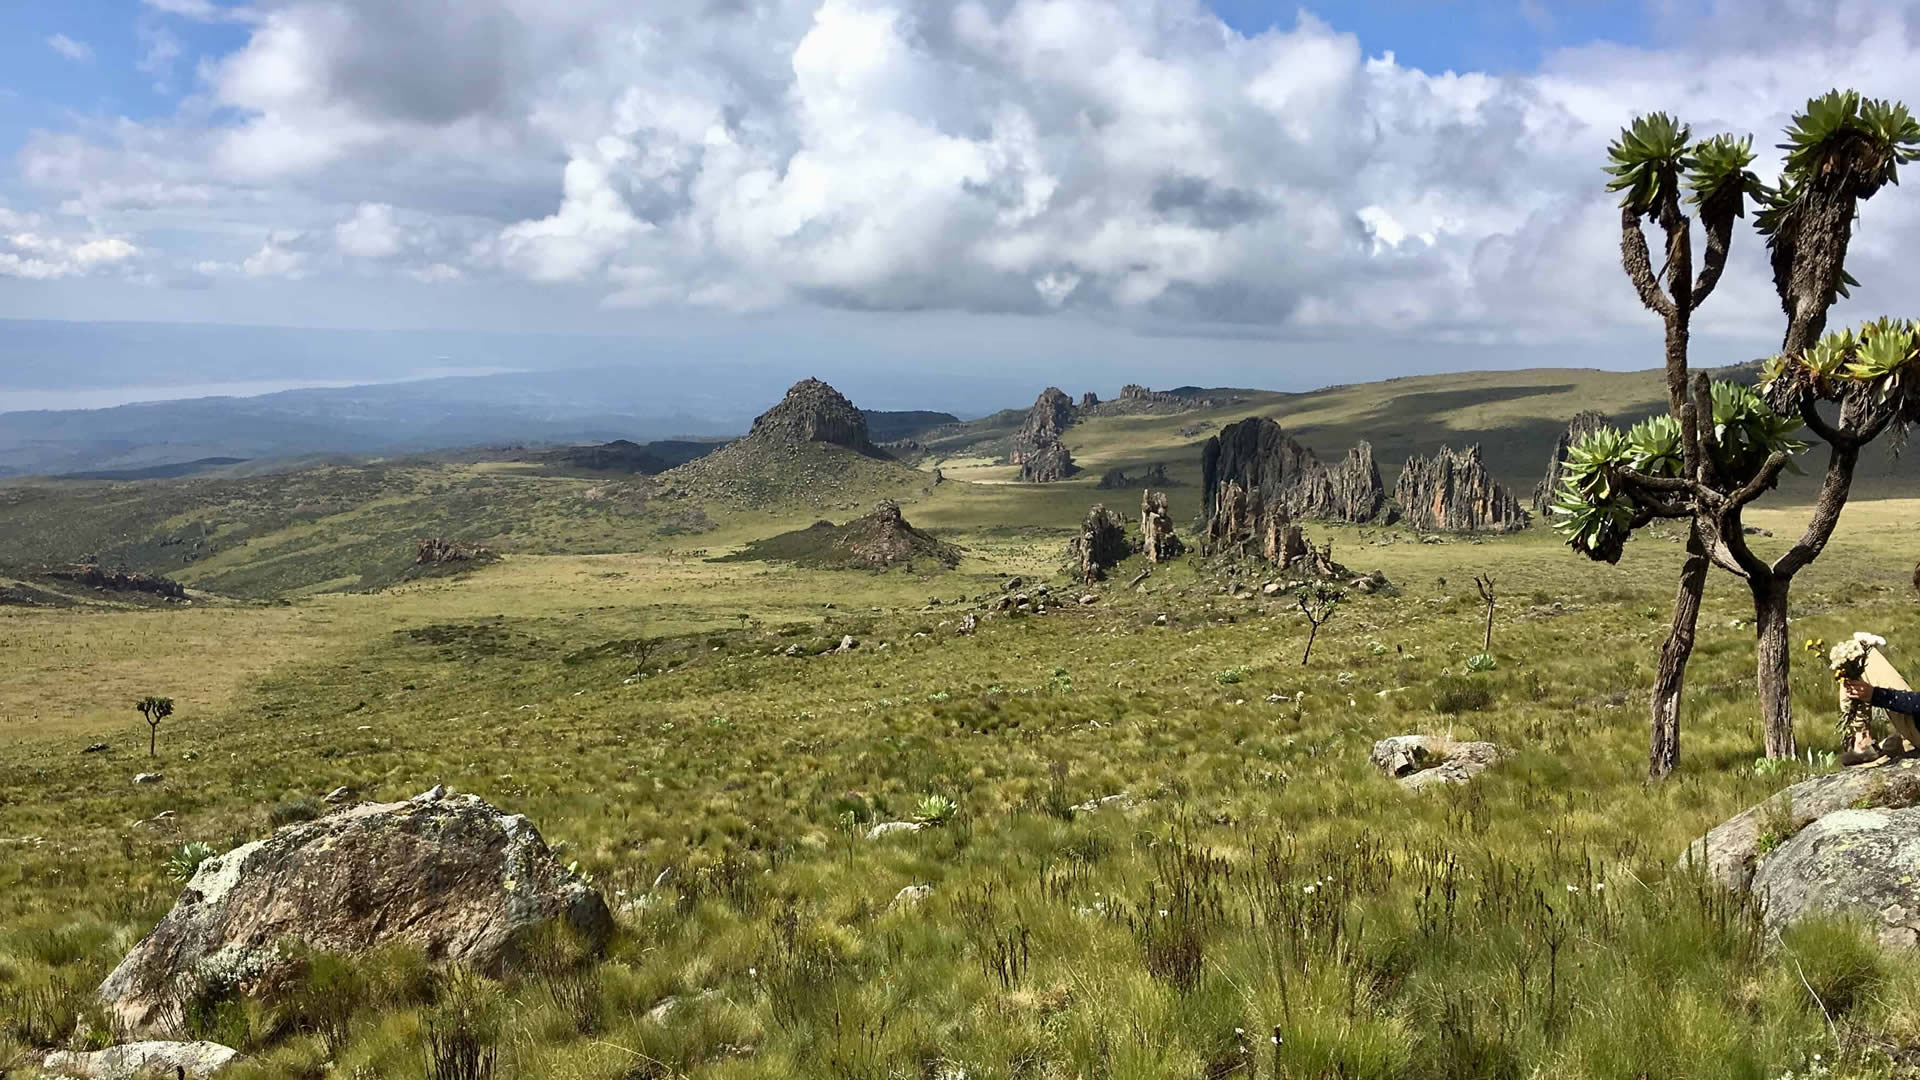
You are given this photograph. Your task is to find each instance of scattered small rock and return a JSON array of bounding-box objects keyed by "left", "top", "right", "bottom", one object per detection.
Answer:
[
  {"left": 866, "top": 821, "right": 923, "bottom": 840},
  {"left": 323, "top": 787, "right": 353, "bottom": 804},
  {"left": 1078, "top": 594, "right": 1098, "bottom": 606},
  {"left": 133, "top": 773, "right": 163, "bottom": 785},
  {"left": 834, "top": 634, "right": 858, "bottom": 653},
  {"left": 82, "top": 742, "right": 110, "bottom": 754},
  {"left": 1069, "top": 793, "right": 1133, "bottom": 815},
  {"left": 891, "top": 884, "right": 934, "bottom": 909}
]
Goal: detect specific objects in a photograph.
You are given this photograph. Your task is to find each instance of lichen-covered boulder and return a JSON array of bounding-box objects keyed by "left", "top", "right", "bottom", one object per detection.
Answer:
[
  {"left": 1681, "top": 760, "right": 1920, "bottom": 892},
  {"left": 1751, "top": 806, "right": 1920, "bottom": 949},
  {"left": 98, "top": 788, "right": 611, "bottom": 1036}
]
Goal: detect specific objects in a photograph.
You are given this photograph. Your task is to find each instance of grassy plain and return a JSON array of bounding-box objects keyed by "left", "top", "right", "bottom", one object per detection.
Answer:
[{"left": 3, "top": 473, "right": 1919, "bottom": 1077}]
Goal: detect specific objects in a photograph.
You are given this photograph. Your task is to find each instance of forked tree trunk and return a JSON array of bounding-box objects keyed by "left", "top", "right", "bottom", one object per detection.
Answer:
[
  {"left": 1649, "top": 526, "right": 1709, "bottom": 779},
  {"left": 1753, "top": 575, "right": 1796, "bottom": 759}
]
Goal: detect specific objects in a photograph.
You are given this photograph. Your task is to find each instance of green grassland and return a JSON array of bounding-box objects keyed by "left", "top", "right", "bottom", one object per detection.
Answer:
[{"left": 2, "top": 369, "right": 1919, "bottom": 1079}]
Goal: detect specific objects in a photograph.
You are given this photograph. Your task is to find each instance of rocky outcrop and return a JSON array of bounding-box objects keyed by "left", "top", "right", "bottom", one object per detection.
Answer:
[
  {"left": 1085, "top": 384, "right": 1237, "bottom": 417},
  {"left": 719, "top": 501, "right": 962, "bottom": 570},
  {"left": 414, "top": 538, "right": 495, "bottom": 566},
  {"left": 98, "top": 788, "right": 612, "bottom": 1036},
  {"left": 1200, "top": 479, "right": 1360, "bottom": 580},
  {"left": 1019, "top": 440, "right": 1075, "bottom": 483},
  {"left": 1079, "top": 392, "right": 1100, "bottom": 410},
  {"left": 1393, "top": 445, "right": 1529, "bottom": 533},
  {"left": 1069, "top": 505, "right": 1131, "bottom": 583},
  {"left": 747, "top": 378, "right": 876, "bottom": 453},
  {"left": 1683, "top": 760, "right": 1920, "bottom": 892},
  {"left": 1140, "top": 491, "right": 1185, "bottom": 563},
  {"left": 1201, "top": 419, "right": 1386, "bottom": 527},
  {"left": 1751, "top": 807, "right": 1920, "bottom": 949},
  {"left": 1010, "top": 388, "right": 1075, "bottom": 466},
  {"left": 38, "top": 1041, "right": 240, "bottom": 1079},
  {"left": 46, "top": 564, "right": 186, "bottom": 600},
  {"left": 1325, "top": 442, "right": 1387, "bottom": 522},
  {"left": 1370, "top": 736, "right": 1503, "bottom": 790},
  {"left": 1532, "top": 411, "right": 1611, "bottom": 512},
  {"left": 1097, "top": 463, "right": 1174, "bottom": 490}
]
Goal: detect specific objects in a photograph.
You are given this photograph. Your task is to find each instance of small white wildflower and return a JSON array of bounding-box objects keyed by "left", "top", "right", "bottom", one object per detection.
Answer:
[{"left": 1566, "top": 884, "right": 1578, "bottom": 893}]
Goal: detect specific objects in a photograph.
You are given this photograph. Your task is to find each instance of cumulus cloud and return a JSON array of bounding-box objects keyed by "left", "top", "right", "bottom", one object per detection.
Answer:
[
  {"left": 335, "top": 203, "right": 404, "bottom": 258},
  {"left": 47, "top": 34, "right": 94, "bottom": 63},
  {"left": 16, "top": 0, "right": 1920, "bottom": 350},
  {"left": 0, "top": 206, "right": 139, "bottom": 279}
]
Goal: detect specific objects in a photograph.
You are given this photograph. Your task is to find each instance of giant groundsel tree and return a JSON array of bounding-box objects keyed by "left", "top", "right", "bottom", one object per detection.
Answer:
[{"left": 1555, "top": 90, "right": 1920, "bottom": 775}]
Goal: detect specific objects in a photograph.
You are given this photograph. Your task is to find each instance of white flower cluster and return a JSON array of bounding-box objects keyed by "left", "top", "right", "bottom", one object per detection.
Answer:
[{"left": 1829, "top": 631, "right": 1888, "bottom": 675}]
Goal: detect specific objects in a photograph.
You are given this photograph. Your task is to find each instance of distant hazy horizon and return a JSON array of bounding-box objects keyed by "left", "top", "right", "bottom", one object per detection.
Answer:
[{"left": 0, "top": 315, "right": 1769, "bottom": 422}]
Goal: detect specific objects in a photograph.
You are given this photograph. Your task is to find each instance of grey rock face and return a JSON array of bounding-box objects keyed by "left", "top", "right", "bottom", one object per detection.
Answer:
[
  {"left": 1068, "top": 505, "right": 1130, "bottom": 584},
  {"left": 1018, "top": 439, "right": 1075, "bottom": 483},
  {"left": 1010, "top": 388, "right": 1076, "bottom": 467},
  {"left": 1393, "top": 445, "right": 1529, "bottom": 534},
  {"left": 747, "top": 378, "right": 875, "bottom": 452},
  {"left": 97, "top": 791, "right": 611, "bottom": 1036},
  {"left": 1140, "top": 490, "right": 1185, "bottom": 564},
  {"left": 1751, "top": 807, "right": 1920, "bottom": 949},
  {"left": 1201, "top": 418, "right": 1386, "bottom": 526}
]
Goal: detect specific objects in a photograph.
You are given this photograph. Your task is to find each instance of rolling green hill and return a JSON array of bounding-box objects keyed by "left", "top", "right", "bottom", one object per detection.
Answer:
[{"left": 0, "top": 365, "right": 1910, "bottom": 601}]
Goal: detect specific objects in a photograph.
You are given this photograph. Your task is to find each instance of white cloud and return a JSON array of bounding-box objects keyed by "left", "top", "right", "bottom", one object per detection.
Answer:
[
  {"left": 141, "top": 0, "right": 259, "bottom": 23},
  {"left": 496, "top": 158, "right": 648, "bottom": 281},
  {"left": 13, "top": 0, "right": 1920, "bottom": 355},
  {"left": 240, "top": 232, "right": 309, "bottom": 278},
  {"left": 335, "top": 203, "right": 404, "bottom": 258},
  {"left": 47, "top": 35, "right": 94, "bottom": 63},
  {"left": 0, "top": 206, "right": 139, "bottom": 279}
]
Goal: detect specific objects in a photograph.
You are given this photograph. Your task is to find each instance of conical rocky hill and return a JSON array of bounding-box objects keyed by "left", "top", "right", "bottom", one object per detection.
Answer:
[{"left": 656, "top": 378, "right": 921, "bottom": 512}]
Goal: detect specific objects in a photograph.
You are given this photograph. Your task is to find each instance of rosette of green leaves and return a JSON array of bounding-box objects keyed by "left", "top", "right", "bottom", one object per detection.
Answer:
[
  {"left": 1686, "top": 133, "right": 1766, "bottom": 217},
  {"left": 1778, "top": 91, "right": 1920, "bottom": 197},
  {"left": 1606, "top": 112, "right": 1691, "bottom": 214},
  {"left": 1709, "top": 382, "right": 1806, "bottom": 483},
  {"left": 1761, "top": 319, "right": 1920, "bottom": 417},
  {"left": 1551, "top": 426, "right": 1643, "bottom": 564}
]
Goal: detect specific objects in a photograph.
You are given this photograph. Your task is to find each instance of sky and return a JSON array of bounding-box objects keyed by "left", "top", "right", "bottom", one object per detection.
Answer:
[{"left": 3, "top": 0, "right": 1920, "bottom": 403}]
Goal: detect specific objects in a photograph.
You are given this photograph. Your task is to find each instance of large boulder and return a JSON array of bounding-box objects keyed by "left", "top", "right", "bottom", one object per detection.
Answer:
[
  {"left": 1682, "top": 760, "right": 1920, "bottom": 892},
  {"left": 98, "top": 788, "right": 612, "bottom": 1036},
  {"left": 1370, "top": 735, "right": 1502, "bottom": 790},
  {"left": 38, "top": 1041, "right": 239, "bottom": 1079},
  {"left": 1751, "top": 807, "right": 1920, "bottom": 949}
]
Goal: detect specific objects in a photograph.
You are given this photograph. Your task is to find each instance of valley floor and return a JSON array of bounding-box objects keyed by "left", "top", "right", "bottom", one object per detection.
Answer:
[{"left": 4, "top": 499, "right": 1920, "bottom": 1078}]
